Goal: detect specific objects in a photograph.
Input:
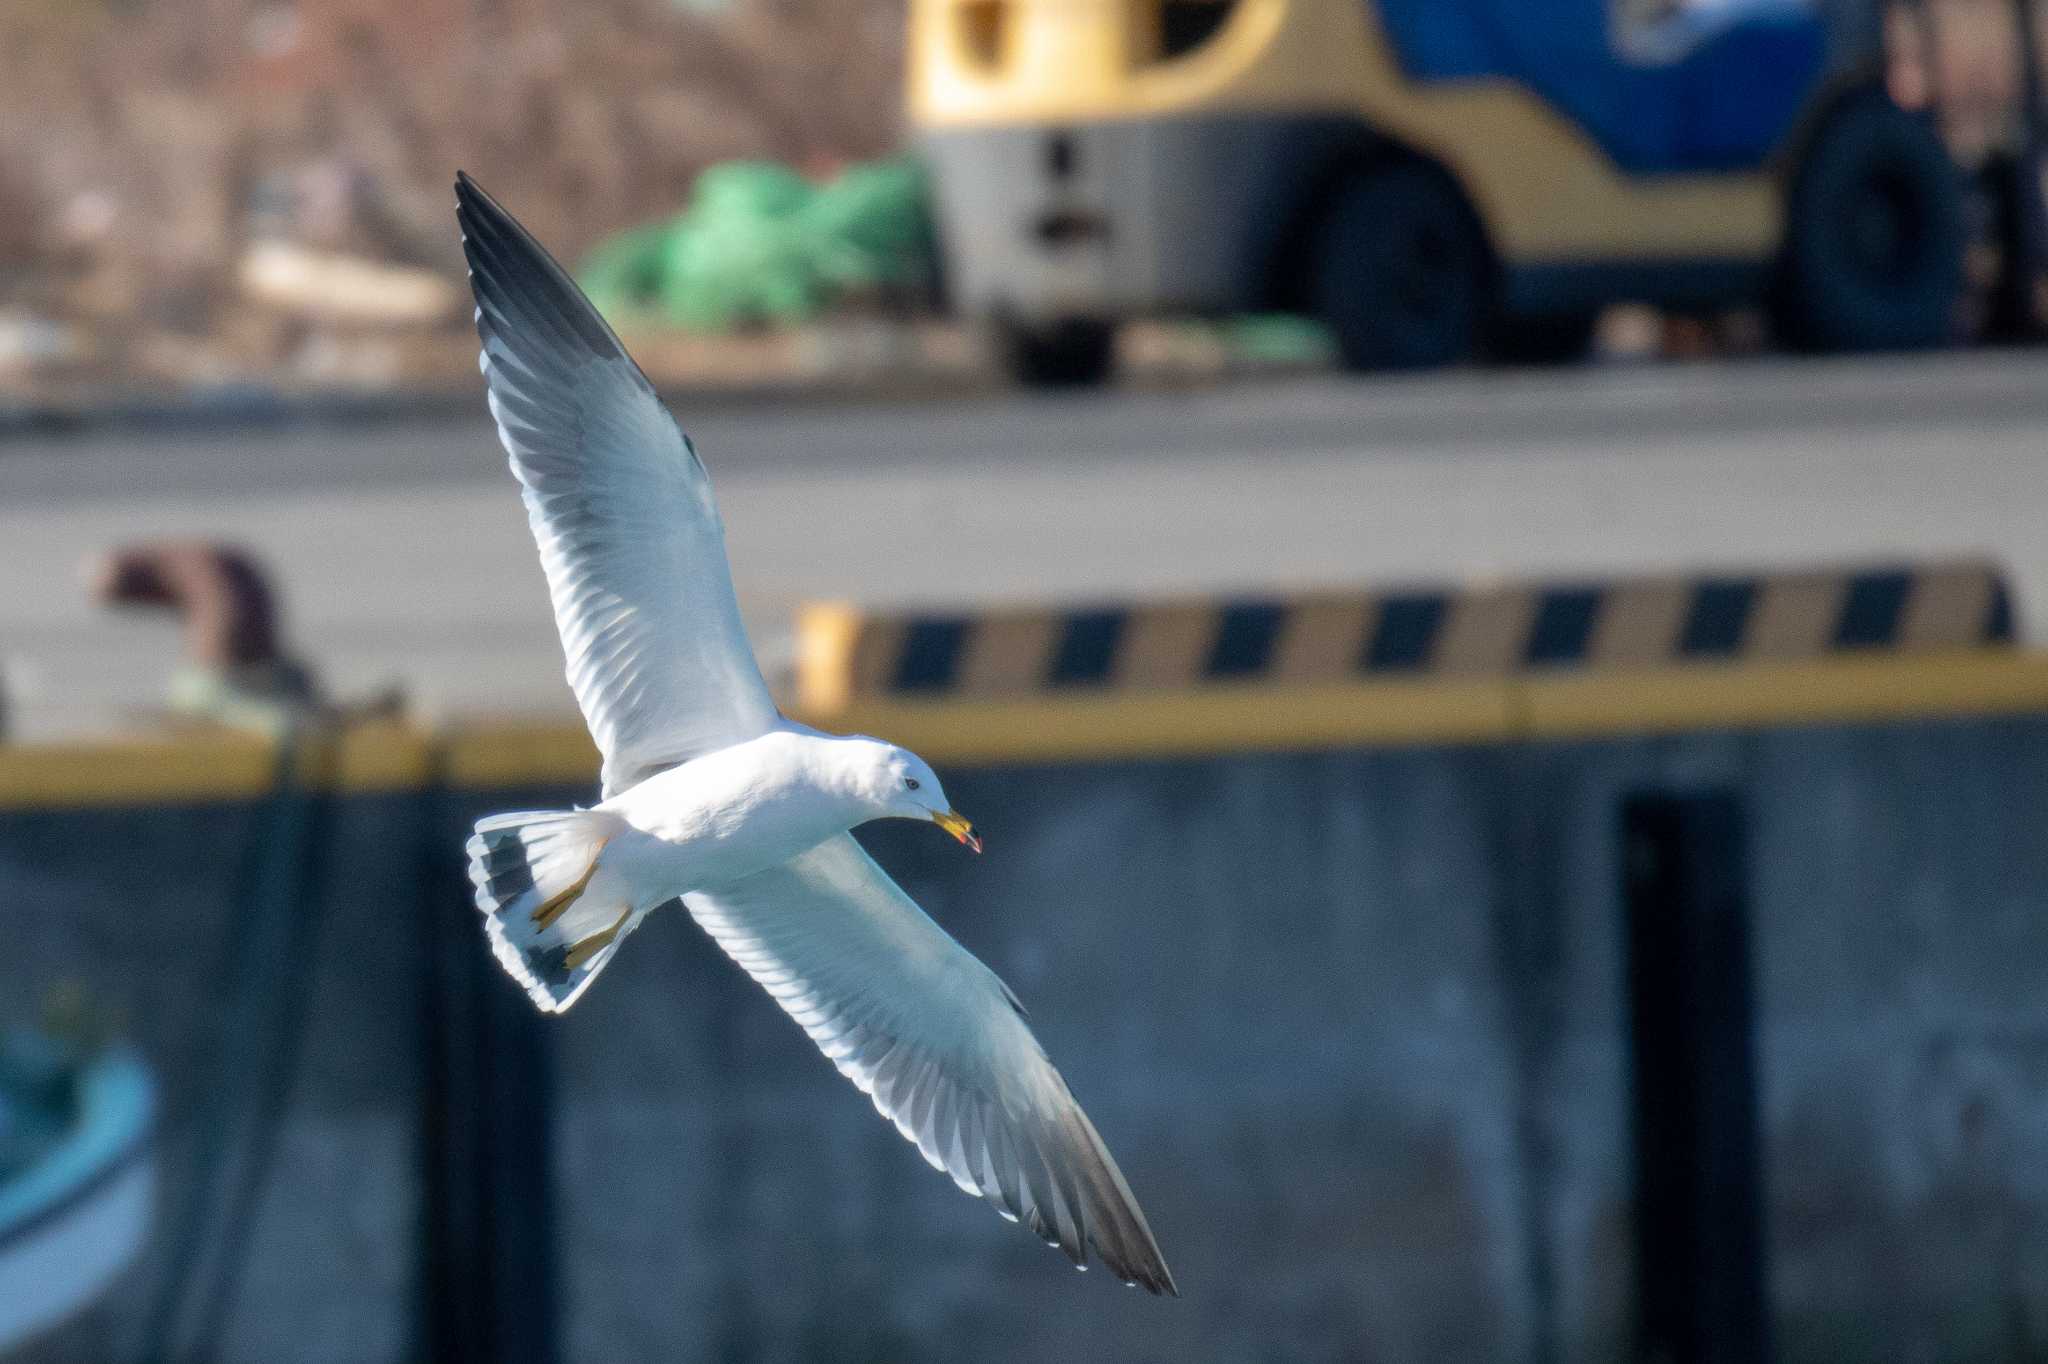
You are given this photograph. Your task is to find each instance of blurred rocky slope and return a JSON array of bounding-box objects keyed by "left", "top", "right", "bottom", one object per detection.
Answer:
[{"left": 0, "top": 0, "right": 904, "bottom": 401}]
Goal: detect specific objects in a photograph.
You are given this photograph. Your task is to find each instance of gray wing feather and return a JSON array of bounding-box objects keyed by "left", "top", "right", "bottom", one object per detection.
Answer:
[
  {"left": 455, "top": 173, "right": 780, "bottom": 796},
  {"left": 684, "top": 836, "right": 1177, "bottom": 1294}
]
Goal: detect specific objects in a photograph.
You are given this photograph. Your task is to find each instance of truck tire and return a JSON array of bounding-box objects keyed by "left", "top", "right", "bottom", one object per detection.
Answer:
[
  {"left": 999, "top": 317, "right": 1115, "bottom": 387},
  {"left": 1309, "top": 159, "right": 1487, "bottom": 371},
  {"left": 1773, "top": 90, "right": 1964, "bottom": 352},
  {"left": 1977, "top": 149, "right": 2042, "bottom": 342},
  {"left": 1488, "top": 311, "right": 1600, "bottom": 365}
]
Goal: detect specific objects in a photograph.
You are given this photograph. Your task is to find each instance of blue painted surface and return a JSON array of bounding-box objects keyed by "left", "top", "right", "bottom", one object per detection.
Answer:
[
  {"left": 1373, "top": 0, "right": 1828, "bottom": 173},
  {"left": 0, "top": 1044, "right": 152, "bottom": 1238}
]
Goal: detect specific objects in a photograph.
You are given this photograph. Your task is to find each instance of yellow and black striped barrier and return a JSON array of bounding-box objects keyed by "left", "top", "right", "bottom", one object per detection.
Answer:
[
  {"left": 0, "top": 560, "right": 2036, "bottom": 810},
  {"left": 794, "top": 560, "right": 2014, "bottom": 709}
]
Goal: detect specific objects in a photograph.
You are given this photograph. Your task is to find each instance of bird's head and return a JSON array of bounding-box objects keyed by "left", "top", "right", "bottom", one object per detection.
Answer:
[{"left": 847, "top": 739, "right": 981, "bottom": 853}]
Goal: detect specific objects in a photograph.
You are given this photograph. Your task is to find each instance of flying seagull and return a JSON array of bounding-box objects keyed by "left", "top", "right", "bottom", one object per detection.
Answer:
[{"left": 452, "top": 173, "right": 1176, "bottom": 1294}]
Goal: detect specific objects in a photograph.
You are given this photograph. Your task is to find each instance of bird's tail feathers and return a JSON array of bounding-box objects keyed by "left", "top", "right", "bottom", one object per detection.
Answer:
[{"left": 466, "top": 808, "right": 638, "bottom": 1013}]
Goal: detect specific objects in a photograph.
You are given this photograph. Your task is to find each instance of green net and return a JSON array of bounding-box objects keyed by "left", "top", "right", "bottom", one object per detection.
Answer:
[{"left": 579, "top": 156, "right": 935, "bottom": 332}]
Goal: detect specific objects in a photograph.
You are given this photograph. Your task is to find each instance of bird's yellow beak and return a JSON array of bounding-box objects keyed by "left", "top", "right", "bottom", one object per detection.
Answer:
[{"left": 933, "top": 809, "right": 982, "bottom": 853}]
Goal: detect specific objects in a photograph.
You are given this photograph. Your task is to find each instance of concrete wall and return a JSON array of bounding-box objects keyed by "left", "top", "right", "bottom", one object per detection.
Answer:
[
  {"left": 4, "top": 792, "right": 431, "bottom": 1364},
  {"left": 8, "top": 715, "right": 2048, "bottom": 1362}
]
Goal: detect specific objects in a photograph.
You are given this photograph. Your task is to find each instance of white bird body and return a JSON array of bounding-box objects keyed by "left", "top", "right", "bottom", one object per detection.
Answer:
[
  {"left": 601, "top": 728, "right": 877, "bottom": 888},
  {"left": 580, "top": 727, "right": 960, "bottom": 925},
  {"left": 453, "top": 172, "right": 1176, "bottom": 1294}
]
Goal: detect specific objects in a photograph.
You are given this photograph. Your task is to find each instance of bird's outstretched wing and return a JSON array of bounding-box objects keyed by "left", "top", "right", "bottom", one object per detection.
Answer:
[
  {"left": 455, "top": 173, "right": 780, "bottom": 797},
  {"left": 684, "top": 835, "right": 1177, "bottom": 1294}
]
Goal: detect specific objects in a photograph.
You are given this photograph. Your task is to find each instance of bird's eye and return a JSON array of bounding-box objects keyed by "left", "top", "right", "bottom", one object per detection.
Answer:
[{"left": 904, "top": 777, "right": 920, "bottom": 791}]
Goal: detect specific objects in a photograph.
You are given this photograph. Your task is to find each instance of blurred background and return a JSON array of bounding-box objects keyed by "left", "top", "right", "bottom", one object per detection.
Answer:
[{"left": 7, "top": 0, "right": 2048, "bottom": 1359}]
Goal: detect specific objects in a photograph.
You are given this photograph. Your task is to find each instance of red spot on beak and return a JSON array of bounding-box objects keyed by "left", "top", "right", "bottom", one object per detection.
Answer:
[{"left": 935, "top": 810, "right": 981, "bottom": 853}]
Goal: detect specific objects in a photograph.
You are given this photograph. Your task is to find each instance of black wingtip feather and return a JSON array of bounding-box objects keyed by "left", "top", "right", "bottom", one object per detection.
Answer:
[
  {"left": 451, "top": 170, "right": 627, "bottom": 365},
  {"left": 1054, "top": 1103, "right": 1179, "bottom": 1296}
]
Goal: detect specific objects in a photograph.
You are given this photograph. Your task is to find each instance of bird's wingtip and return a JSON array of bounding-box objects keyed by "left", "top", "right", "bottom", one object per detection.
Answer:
[
  {"left": 1121, "top": 1258, "right": 1178, "bottom": 1297},
  {"left": 453, "top": 170, "right": 490, "bottom": 221}
]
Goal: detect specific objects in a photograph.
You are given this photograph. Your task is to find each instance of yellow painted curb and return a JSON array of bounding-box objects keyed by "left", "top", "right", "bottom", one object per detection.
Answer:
[
  {"left": 2, "top": 650, "right": 2046, "bottom": 809},
  {"left": 1518, "top": 649, "right": 2048, "bottom": 740},
  {"left": 0, "top": 732, "right": 278, "bottom": 811},
  {"left": 441, "top": 721, "right": 601, "bottom": 793}
]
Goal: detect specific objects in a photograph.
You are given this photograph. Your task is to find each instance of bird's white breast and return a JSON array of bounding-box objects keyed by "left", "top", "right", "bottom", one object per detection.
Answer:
[{"left": 597, "top": 729, "right": 860, "bottom": 893}]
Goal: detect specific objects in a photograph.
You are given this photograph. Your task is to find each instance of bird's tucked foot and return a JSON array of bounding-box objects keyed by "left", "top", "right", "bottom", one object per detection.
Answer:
[
  {"left": 466, "top": 808, "right": 638, "bottom": 1012},
  {"left": 564, "top": 908, "right": 632, "bottom": 970},
  {"left": 531, "top": 846, "right": 604, "bottom": 930}
]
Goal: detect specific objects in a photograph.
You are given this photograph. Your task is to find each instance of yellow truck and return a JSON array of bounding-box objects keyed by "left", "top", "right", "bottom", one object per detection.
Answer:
[{"left": 909, "top": 0, "right": 1979, "bottom": 382}]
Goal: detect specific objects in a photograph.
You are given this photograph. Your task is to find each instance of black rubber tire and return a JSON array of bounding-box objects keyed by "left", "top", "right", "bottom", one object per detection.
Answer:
[
  {"left": 1487, "top": 311, "right": 1600, "bottom": 365},
  {"left": 1773, "top": 89, "right": 1965, "bottom": 352},
  {"left": 1977, "top": 150, "right": 2042, "bottom": 342},
  {"left": 999, "top": 317, "right": 1115, "bottom": 387},
  {"left": 1308, "top": 159, "right": 1488, "bottom": 371}
]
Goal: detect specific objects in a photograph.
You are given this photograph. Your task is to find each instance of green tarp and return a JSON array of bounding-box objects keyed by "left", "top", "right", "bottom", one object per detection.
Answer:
[{"left": 579, "top": 157, "right": 935, "bottom": 332}]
